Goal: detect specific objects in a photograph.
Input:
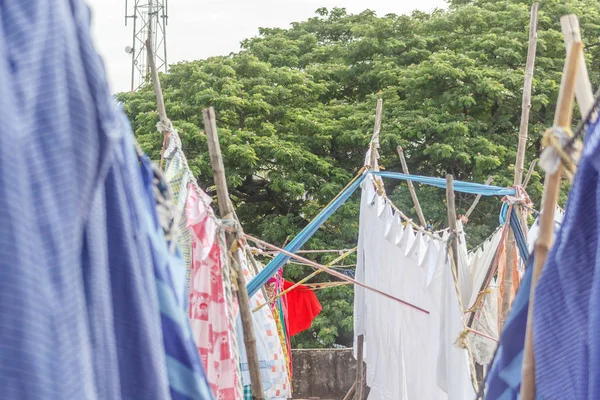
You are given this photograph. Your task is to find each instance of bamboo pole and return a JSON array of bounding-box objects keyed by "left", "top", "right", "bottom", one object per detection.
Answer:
[
  {"left": 343, "top": 381, "right": 357, "bottom": 400},
  {"left": 356, "top": 98, "right": 383, "bottom": 399},
  {"left": 520, "top": 41, "right": 582, "bottom": 400},
  {"left": 501, "top": 3, "right": 539, "bottom": 328},
  {"left": 523, "top": 160, "right": 537, "bottom": 189},
  {"left": 145, "top": 32, "right": 171, "bottom": 169},
  {"left": 464, "top": 176, "right": 494, "bottom": 220},
  {"left": 203, "top": 107, "right": 265, "bottom": 400},
  {"left": 514, "top": 3, "right": 539, "bottom": 186},
  {"left": 368, "top": 99, "right": 383, "bottom": 169},
  {"left": 355, "top": 335, "right": 365, "bottom": 400},
  {"left": 561, "top": 15, "right": 595, "bottom": 118},
  {"left": 396, "top": 146, "right": 427, "bottom": 226},
  {"left": 446, "top": 175, "right": 459, "bottom": 276}
]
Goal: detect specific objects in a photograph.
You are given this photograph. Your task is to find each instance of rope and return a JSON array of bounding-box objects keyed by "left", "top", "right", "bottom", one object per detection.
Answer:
[
  {"left": 464, "top": 288, "right": 493, "bottom": 314},
  {"left": 568, "top": 86, "right": 600, "bottom": 146},
  {"left": 245, "top": 234, "right": 431, "bottom": 314},
  {"left": 247, "top": 169, "right": 368, "bottom": 297},
  {"left": 252, "top": 247, "right": 357, "bottom": 312},
  {"left": 303, "top": 281, "right": 351, "bottom": 290},
  {"left": 540, "top": 127, "right": 582, "bottom": 180}
]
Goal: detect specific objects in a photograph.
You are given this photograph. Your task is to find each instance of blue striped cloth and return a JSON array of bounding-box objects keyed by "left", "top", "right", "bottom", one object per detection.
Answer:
[
  {"left": 532, "top": 118, "right": 600, "bottom": 399},
  {"left": 139, "top": 154, "right": 214, "bottom": 400},
  {"left": 0, "top": 0, "right": 211, "bottom": 398},
  {"left": 484, "top": 254, "right": 533, "bottom": 399}
]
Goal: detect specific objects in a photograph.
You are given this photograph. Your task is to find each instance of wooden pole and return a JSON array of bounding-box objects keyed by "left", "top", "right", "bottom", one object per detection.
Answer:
[
  {"left": 145, "top": 29, "right": 171, "bottom": 169},
  {"left": 464, "top": 176, "right": 494, "bottom": 220},
  {"left": 500, "top": 3, "right": 539, "bottom": 328},
  {"left": 396, "top": 146, "right": 427, "bottom": 226},
  {"left": 446, "top": 175, "right": 459, "bottom": 276},
  {"left": 355, "top": 98, "right": 383, "bottom": 399},
  {"left": 514, "top": 3, "right": 539, "bottom": 186},
  {"left": 203, "top": 107, "right": 265, "bottom": 400},
  {"left": 561, "top": 15, "right": 595, "bottom": 118},
  {"left": 343, "top": 381, "right": 357, "bottom": 400},
  {"left": 368, "top": 99, "right": 383, "bottom": 169},
  {"left": 520, "top": 41, "right": 582, "bottom": 400},
  {"left": 146, "top": 38, "right": 168, "bottom": 128},
  {"left": 355, "top": 335, "right": 365, "bottom": 400},
  {"left": 523, "top": 159, "right": 537, "bottom": 189}
]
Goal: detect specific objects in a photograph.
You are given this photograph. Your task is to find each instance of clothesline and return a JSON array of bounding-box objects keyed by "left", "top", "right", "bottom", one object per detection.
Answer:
[
  {"left": 244, "top": 234, "right": 431, "bottom": 315},
  {"left": 372, "top": 171, "right": 517, "bottom": 196},
  {"left": 249, "top": 171, "right": 517, "bottom": 296}
]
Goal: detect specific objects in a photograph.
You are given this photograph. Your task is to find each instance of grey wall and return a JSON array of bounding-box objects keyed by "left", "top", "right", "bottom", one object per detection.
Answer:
[{"left": 291, "top": 348, "right": 356, "bottom": 399}]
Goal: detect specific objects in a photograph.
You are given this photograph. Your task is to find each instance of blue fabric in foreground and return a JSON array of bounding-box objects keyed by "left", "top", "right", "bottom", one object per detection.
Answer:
[
  {"left": 139, "top": 155, "right": 214, "bottom": 400},
  {"left": 485, "top": 254, "right": 534, "bottom": 399},
  {"left": 372, "top": 171, "right": 516, "bottom": 196},
  {"left": 533, "top": 118, "right": 600, "bottom": 399}
]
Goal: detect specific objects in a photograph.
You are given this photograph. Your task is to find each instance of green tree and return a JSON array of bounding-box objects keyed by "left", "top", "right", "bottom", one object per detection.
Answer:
[{"left": 118, "top": 0, "right": 600, "bottom": 348}]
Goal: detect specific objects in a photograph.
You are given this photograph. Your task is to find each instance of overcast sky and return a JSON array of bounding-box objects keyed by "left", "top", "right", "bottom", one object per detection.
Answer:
[{"left": 86, "top": 0, "right": 447, "bottom": 93}]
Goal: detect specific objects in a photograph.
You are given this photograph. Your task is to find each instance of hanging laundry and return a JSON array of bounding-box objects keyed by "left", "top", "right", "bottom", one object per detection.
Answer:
[
  {"left": 267, "top": 272, "right": 294, "bottom": 384},
  {"left": 354, "top": 178, "right": 474, "bottom": 400},
  {"left": 139, "top": 154, "right": 214, "bottom": 400},
  {"left": 238, "top": 253, "right": 292, "bottom": 400},
  {"left": 484, "top": 255, "right": 534, "bottom": 399},
  {"left": 532, "top": 119, "right": 600, "bottom": 399},
  {"left": 0, "top": 0, "right": 214, "bottom": 398},
  {"left": 163, "top": 132, "right": 195, "bottom": 289},
  {"left": 465, "top": 228, "right": 504, "bottom": 365},
  {"left": 187, "top": 188, "right": 244, "bottom": 399},
  {"left": 282, "top": 280, "right": 323, "bottom": 337}
]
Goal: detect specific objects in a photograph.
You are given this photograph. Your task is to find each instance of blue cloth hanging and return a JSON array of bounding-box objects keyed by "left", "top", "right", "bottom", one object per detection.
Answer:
[
  {"left": 532, "top": 118, "right": 600, "bottom": 399},
  {"left": 484, "top": 253, "right": 534, "bottom": 399},
  {"left": 0, "top": 1, "right": 212, "bottom": 398},
  {"left": 372, "top": 171, "right": 516, "bottom": 196}
]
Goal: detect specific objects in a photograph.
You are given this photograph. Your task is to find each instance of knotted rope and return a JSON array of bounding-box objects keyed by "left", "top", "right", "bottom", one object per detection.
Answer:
[{"left": 539, "top": 126, "right": 582, "bottom": 180}]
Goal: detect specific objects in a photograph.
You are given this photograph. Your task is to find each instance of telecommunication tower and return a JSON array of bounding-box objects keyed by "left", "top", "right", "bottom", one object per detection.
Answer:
[{"left": 125, "top": 0, "right": 168, "bottom": 91}]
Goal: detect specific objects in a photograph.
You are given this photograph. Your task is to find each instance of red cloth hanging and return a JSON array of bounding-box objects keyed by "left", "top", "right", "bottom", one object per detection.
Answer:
[{"left": 282, "top": 280, "right": 323, "bottom": 337}]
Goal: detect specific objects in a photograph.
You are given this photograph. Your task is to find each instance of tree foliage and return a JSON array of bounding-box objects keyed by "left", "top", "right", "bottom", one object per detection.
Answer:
[{"left": 118, "top": 0, "right": 600, "bottom": 348}]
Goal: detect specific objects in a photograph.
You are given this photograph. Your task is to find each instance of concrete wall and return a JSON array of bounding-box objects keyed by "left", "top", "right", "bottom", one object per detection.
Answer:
[{"left": 292, "top": 348, "right": 356, "bottom": 399}]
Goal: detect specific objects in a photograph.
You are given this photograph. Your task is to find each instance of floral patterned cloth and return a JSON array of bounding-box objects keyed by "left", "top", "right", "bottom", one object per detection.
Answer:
[{"left": 187, "top": 187, "right": 243, "bottom": 399}]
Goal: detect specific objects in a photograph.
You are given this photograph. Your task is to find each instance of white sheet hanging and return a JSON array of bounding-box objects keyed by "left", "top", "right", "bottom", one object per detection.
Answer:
[{"left": 354, "top": 178, "right": 475, "bottom": 400}]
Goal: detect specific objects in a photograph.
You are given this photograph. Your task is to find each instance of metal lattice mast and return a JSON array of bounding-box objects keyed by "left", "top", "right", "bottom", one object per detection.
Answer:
[{"left": 125, "top": 0, "right": 168, "bottom": 91}]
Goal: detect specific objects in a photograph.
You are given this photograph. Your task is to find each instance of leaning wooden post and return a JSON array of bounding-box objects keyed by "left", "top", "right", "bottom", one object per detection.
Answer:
[
  {"left": 514, "top": 3, "right": 539, "bottom": 185},
  {"left": 446, "top": 175, "right": 459, "bottom": 276},
  {"left": 396, "top": 146, "right": 426, "bottom": 226},
  {"left": 368, "top": 99, "right": 383, "bottom": 169},
  {"left": 561, "top": 15, "right": 595, "bottom": 118},
  {"left": 464, "top": 176, "right": 494, "bottom": 220},
  {"left": 203, "top": 107, "right": 265, "bottom": 400},
  {"left": 145, "top": 37, "right": 171, "bottom": 169},
  {"left": 523, "top": 160, "right": 537, "bottom": 189},
  {"left": 520, "top": 41, "right": 582, "bottom": 400},
  {"left": 500, "top": 3, "right": 539, "bottom": 328}
]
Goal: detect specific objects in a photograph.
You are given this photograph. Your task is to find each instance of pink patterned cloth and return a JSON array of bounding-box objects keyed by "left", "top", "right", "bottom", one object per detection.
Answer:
[{"left": 186, "top": 187, "right": 243, "bottom": 399}]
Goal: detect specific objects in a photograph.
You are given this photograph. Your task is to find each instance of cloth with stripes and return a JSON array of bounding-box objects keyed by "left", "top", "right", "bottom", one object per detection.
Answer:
[
  {"left": 0, "top": 1, "right": 211, "bottom": 398},
  {"left": 533, "top": 118, "right": 600, "bottom": 399},
  {"left": 140, "top": 155, "right": 215, "bottom": 400},
  {"left": 484, "top": 255, "right": 533, "bottom": 399}
]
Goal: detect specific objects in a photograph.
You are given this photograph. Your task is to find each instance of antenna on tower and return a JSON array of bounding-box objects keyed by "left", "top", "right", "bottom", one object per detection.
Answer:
[{"left": 125, "top": 0, "right": 168, "bottom": 92}]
